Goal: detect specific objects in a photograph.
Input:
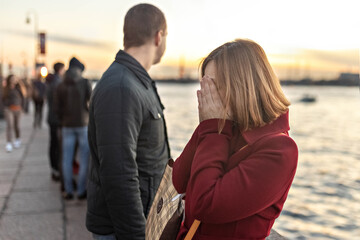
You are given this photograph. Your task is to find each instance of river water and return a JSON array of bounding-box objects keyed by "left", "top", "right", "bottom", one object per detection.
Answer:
[{"left": 157, "top": 82, "right": 360, "bottom": 240}]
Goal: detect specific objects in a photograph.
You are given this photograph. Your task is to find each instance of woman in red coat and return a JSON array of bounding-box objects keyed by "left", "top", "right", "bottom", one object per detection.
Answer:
[{"left": 173, "top": 39, "right": 298, "bottom": 240}]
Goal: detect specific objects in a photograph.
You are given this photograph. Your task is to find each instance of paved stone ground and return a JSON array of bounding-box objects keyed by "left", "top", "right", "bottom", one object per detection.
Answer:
[{"left": 0, "top": 111, "right": 91, "bottom": 240}]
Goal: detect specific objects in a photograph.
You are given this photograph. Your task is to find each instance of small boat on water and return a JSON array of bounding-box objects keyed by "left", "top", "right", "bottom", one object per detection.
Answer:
[{"left": 300, "top": 94, "right": 316, "bottom": 103}]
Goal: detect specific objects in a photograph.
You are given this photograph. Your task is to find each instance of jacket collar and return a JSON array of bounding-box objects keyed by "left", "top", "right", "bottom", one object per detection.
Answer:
[
  {"left": 242, "top": 111, "right": 290, "bottom": 145},
  {"left": 114, "top": 50, "right": 152, "bottom": 89}
]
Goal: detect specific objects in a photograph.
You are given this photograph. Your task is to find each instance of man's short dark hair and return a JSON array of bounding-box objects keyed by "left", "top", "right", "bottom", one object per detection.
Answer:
[
  {"left": 123, "top": 4, "right": 166, "bottom": 49},
  {"left": 53, "top": 62, "right": 65, "bottom": 74}
]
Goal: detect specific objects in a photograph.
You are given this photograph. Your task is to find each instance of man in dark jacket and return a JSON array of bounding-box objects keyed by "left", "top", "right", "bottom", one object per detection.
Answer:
[
  {"left": 86, "top": 3, "right": 170, "bottom": 240},
  {"left": 55, "top": 57, "right": 92, "bottom": 200},
  {"left": 46, "top": 62, "right": 65, "bottom": 181}
]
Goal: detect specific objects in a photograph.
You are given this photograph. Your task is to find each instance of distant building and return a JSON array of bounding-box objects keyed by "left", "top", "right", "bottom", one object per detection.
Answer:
[
  {"left": 338, "top": 72, "right": 359, "bottom": 86},
  {"left": 339, "top": 72, "right": 359, "bottom": 81},
  {"left": 280, "top": 72, "right": 359, "bottom": 86}
]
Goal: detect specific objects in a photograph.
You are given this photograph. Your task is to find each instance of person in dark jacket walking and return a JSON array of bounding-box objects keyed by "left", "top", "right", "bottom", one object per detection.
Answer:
[
  {"left": 86, "top": 4, "right": 169, "bottom": 240},
  {"left": 46, "top": 62, "right": 65, "bottom": 181},
  {"left": 2, "top": 74, "right": 26, "bottom": 152},
  {"left": 55, "top": 57, "right": 92, "bottom": 200},
  {"left": 32, "top": 73, "right": 46, "bottom": 128}
]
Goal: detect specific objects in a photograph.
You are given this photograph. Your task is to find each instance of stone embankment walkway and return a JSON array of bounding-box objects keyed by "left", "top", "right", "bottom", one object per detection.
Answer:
[{"left": 0, "top": 111, "right": 91, "bottom": 240}]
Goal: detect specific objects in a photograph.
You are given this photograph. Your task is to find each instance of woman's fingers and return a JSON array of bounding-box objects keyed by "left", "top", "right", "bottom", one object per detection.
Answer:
[
  {"left": 200, "top": 80, "right": 209, "bottom": 106},
  {"left": 209, "top": 80, "right": 223, "bottom": 108},
  {"left": 208, "top": 78, "right": 218, "bottom": 97},
  {"left": 202, "top": 76, "right": 211, "bottom": 96},
  {"left": 206, "top": 77, "right": 223, "bottom": 108},
  {"left": 197, "top": 90, "right": 205, "bottom": 122},
  {"left": 199, "top": 79, "right": 206, "bottom": 104},
  {"left": 199, "top": 75, "right": 228, "bottom": 121},
  {"left": 208, "top": 79, "right": 218, "bottom": 98},
  {"left": 203, "top": 77, "right": 215, "bottom": 106},
  {"left": 197, "top": 90, "right": 202, "bottom": 108},
  {"left": 200, "top": 78, "right": 204, "bottom": 91}
]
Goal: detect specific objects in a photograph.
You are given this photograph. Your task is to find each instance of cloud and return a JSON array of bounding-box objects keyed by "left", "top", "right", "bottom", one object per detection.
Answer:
[{"left": 0, "top": 28, "right": 116, "bottom": 50}]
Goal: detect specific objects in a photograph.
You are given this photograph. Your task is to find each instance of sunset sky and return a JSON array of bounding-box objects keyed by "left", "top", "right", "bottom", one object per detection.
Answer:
[{"left": 0, "top": 0, "right": 359, "bottom": 80}]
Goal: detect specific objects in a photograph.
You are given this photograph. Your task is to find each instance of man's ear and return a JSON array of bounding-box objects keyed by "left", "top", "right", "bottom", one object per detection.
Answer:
[{"left": 154, "top": 30, "right": 163, "bottom": 47}]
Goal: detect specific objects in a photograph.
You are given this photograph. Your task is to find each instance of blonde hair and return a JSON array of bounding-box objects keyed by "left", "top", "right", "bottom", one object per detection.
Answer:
[{"left": 201, "top": 39, "right": 290, "bottom": 132}]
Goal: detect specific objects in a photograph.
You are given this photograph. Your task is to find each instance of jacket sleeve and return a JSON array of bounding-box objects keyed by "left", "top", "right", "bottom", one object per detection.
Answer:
[
  {"left": 172, "top": 126, "right": 199, "bottom": 194},
  {"left": 94, "top": 86, "right": 145, "bottom": 239},
  {"left": 188, "top": 119, "right": 298, "bottom": 224}
]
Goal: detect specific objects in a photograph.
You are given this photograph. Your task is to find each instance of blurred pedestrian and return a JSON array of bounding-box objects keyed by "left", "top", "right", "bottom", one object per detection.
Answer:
[
  {"left": 46, "top": 62, "right": 65, "bottom": 181},
  {"left": 1, "top": 74, "right": 26, "bottom": 152},
  {"left": 32, "top": 73, "right": 46, "bottom": 128},
  {"left": 22, "top": 77, "right": 32, "bottom": 114},
  {"left": 86, "top": 4, "right": 170, "bottom": 240},
  {"left": 55, "top": 57, "right": 92, "bottom": 200}
]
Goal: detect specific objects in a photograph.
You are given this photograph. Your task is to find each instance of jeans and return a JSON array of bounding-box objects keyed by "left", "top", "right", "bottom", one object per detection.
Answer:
[
  {"left": 62, "top": 127, "right": 89, "bottom": 195},
  {"left": 92, "top": 233, "right": 116, "bottom": 240}
]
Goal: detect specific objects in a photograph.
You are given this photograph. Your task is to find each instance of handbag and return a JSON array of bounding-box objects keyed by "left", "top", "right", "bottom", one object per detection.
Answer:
[{"left": 146, "top": 159, "right": 184, "bottom": 240}]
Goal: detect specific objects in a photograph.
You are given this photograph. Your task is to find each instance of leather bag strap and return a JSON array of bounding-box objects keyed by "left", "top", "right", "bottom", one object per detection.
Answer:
[{"left": 184, "top": 220, "right": 201, "bottom": 240}]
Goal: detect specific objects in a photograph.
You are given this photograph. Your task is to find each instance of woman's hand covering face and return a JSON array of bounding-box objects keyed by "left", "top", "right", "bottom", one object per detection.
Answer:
[{"left": 197, "top": 76, "right": 227, "bottom": 122}]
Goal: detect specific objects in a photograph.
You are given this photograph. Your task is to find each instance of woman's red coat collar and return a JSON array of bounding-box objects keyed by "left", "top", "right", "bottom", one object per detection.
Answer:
[{"left": 242, "top": 111, "right": 290, "bottom": 145}]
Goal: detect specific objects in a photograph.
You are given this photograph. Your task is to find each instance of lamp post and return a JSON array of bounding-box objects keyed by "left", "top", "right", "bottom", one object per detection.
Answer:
[
  {"left": 0, "top": 41, "right": 3, "bottom": 81},
  {"left": 25, "top": 9, "right": 39, "bottom": 74}
]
